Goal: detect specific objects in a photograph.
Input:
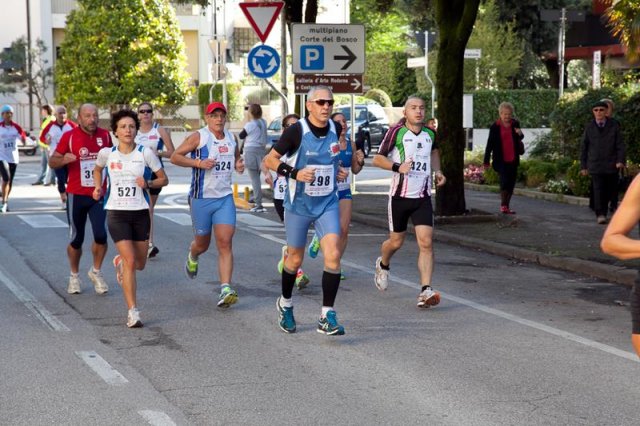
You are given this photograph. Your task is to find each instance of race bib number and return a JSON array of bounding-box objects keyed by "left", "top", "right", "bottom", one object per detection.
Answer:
[
  {"left": 113, "top": 176, "right": 139, "bottom": 208},
  {"left": 80, "top": 159, "right": 96, "bottom": 187},
  {"left": 274, "top": 176, "right": 286, "bottom": 200},
  {"left": 2, "top": 137, "right": 15, "bottom": 150},
  {"left": 337, "top": 173, "right": 351, "bottom": 192},
  {"left": 407, "top": 156, "right": 430, "bottom": 182},
  {"left": 305, "top": 165, "right": 334, "bottom": 197},
  {"left": 212, "top": 154, "right": 234, "bottom": 178}
]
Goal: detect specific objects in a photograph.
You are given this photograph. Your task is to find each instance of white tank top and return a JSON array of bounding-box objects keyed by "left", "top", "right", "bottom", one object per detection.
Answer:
[
  {"left": 135, "top": 122, "right": 162, "bottom": 155},
  {"left": 189, "top": 128, "right": 236, "bottom": 199}
]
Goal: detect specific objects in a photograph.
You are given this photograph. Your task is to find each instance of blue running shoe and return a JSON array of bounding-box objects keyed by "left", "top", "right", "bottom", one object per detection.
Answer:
[
  {"left": 277, "top": 297, "right": 296, "bottom": 333},
  {"left": 217, "top": 285, "right": 238, "bottom": 308},
  {"left": 340, "top": 268, "right": 346, "bottom": 280},
  {"left": 317, "top": 310, "right": 345, "bottom": 336},
  {"left": 308, "top": 234, "right": 320, "bottom": 258}
]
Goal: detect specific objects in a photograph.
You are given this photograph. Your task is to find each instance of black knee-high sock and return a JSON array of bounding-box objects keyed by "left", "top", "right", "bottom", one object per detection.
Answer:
[
  {"left": 322, "top": 270, "right": 341, "bottom": 307},
  {"left": 282, "top": 268, "right": 296, "bottom": 299}
]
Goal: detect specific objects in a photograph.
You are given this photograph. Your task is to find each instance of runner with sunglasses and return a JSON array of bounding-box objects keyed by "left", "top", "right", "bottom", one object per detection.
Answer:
[
  {"left": 135, "top": 102, "right": 175, "bottom": 258},
  {"left": 307, "top": 111, "right": 365, "bottom": 280},
  {"left": 265, "top": 86, "right": 349, "bottom": 336}
]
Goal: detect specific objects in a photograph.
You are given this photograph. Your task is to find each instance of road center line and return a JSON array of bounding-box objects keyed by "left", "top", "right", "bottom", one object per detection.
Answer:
[
  {"left": 0, "top": 266, "right": 69, "bottom": 331},
  {"left": 244, "top": 227, "right": 638, "bottom": 363},
  {"left": 75, "top": 351, "right": 129, "bottom": 385}
]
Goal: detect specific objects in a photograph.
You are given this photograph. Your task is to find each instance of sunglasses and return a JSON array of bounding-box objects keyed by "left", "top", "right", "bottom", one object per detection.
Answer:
[
  {"left": 138, "top": 109, "right": 153, "bottom": 114},
  {"left": 311, "top": 99, "right": 335, "bottom": 107},
  {"left": 593, "top": 108, "right": 606, "bottom": 112}
]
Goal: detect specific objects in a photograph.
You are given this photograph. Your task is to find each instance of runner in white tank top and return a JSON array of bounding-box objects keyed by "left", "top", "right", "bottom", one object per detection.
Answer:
[
  {"left": 135, "top": 102, "right": 175, "bottom": 259},
  {"left": 170, "top": 102, "right": 245, "bottom": 309}
]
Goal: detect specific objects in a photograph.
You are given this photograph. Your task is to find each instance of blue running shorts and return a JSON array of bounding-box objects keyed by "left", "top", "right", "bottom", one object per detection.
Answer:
[
  {"left": 190, "top": 194, "right": 236, "bottom": 235},
  {"left": 285, "top": 207, "right": 340, "bottom": 249}
]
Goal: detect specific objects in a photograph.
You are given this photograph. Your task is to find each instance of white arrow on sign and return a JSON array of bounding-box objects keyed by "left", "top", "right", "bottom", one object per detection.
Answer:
[
  {"left": 350, "top": 78, "right": 361, "bottom": 91},
  {"left": 252, "top": 47, "right": 278, "bottom": 74}
]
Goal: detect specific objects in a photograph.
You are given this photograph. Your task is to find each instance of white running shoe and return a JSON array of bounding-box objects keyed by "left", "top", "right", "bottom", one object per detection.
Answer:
[
  {"left": 67, "top": 275, "right": 82, "bottom": 294},
  {"left": 374, "top": 257, "right": 389, "bottom": 291},
  {"left": 127, "top": 307, "right": 143, "bottom": 328},
  {"left": 88, "top": 268, "right": 109, "bottom": 294},
  {"left": 250, "top": 206, "right": 267, "bottom": 213},
  {"left": 417, "top": 287, "right": 441, "bottom": 308}
]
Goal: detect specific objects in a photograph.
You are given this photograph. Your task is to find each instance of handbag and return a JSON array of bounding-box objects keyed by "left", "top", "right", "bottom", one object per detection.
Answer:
[
  {"left": 516, "top": 139, "right": 525, "bottom": 156},
  {"left": 618, "top": 168, "right": 632, "bottom": 193}
]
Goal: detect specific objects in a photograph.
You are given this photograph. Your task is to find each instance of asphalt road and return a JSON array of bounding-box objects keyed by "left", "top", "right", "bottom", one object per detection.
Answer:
[{"left": 1, "top": 155, "right": 638, "bottom": 425}]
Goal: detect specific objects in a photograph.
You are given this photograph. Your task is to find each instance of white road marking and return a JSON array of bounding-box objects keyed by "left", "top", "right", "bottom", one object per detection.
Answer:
[
  {"left": 138, "top": 410, "right": 177, "bottom": 426},
  {"left": 0, "top": 266, "right": 69, "bottom": 331},
  {"left": 75, "top": 351, "right": 129, "bottom": 385},
  {"left": 156, "top": 213, "right": 192, "bottom": 226},
  {"left": 236, "top": 214, "right": 282, "bottom": 227},
  {"left": 243, "top": 227, "right": 639, "bottom": 363},
  {"left": 18, "top": 214, "right": 67, "bottom": 228}
]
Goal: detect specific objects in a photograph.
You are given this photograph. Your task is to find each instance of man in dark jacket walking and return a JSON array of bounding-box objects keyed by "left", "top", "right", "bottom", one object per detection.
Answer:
[{"left": 580, "top": 100, "right": 625, "bottom": 224}]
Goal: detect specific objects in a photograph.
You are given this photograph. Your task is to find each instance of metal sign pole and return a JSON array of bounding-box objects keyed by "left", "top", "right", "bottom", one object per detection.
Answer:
[
  {"left": 558, "top": 8, "right": 566, "bottom": 98},
  {"left": 424, "top": 31, "right": 435, "bottom": 118}
]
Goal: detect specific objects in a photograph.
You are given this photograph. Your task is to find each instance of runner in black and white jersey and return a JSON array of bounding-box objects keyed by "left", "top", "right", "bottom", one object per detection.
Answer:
[
  {"left": 372, "top": 96, "right": 447, "bottom": 308},
  {"left": 93, "top": 109, "right": 168, "bottom": 328}
]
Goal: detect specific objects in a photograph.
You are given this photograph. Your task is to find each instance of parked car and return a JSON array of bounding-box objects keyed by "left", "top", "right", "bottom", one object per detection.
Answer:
[
  {"left": 266, "top": 116, "right": 283, "bottom": 149},
  {"left": 334, "top": 103, "right": 389, "bottom": 157},
  {"left": 17, "top": 132, "right": 38, "bottom": 156}
]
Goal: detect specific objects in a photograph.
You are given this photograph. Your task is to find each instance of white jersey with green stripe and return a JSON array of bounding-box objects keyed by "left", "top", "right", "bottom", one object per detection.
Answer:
[{"left": 377, "top": 124, "right": 437, "bottom": 199}]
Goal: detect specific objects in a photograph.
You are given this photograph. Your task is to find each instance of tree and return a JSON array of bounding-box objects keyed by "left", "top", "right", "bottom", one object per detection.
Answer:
[
  {"left": 464, "top": 0, "right": 524, "bottom": 90},
  {"left": 55, "top": 0, "right": 192, "bottom": 110},
  {"left": 352, "top": 0, "right": 411, "bottom": 54},
  {"left": 0, "top": 37, "right": 53, "bottom": 106},
  {"left": 605, "top": 0, "right": 640, "bottom": 62},
  {"left": 433, "top": 0, "right": 481, "bottom": 215}
]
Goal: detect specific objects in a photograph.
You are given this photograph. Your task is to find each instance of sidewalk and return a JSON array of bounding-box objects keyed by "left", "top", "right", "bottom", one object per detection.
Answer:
[{"left": 347, "top": 181, "right": 639, "bottom": 287}]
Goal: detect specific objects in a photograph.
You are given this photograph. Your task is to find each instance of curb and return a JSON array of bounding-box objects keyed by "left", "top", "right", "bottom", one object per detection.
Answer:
[
  {"left": 465, "top": 183, "right": 590, "bottom": 207},
  {"left": 349, "top": 210, "right": 636, "bottom": 288}
]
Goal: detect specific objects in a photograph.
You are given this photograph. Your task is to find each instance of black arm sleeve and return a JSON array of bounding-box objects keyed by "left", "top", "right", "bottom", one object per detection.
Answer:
[{"left": 273, "top": 123, "right": 302, "bottom": 156}]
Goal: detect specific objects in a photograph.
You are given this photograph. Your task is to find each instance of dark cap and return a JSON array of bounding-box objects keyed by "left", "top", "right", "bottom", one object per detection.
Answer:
[
  {"left": 206, "top": 102, "right": 227, "bottom": 114},
  {"left": 592, "top": 101, "right": 608, "bottom": 109}
]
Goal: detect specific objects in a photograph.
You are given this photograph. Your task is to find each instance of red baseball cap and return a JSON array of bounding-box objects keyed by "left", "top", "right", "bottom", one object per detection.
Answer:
[{"left": 206, "top": 102, "right": 227, "bottom": 114}]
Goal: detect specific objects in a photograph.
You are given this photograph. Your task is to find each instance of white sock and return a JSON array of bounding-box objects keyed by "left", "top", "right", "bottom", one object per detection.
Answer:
[
  {"left": 71, "top": 272, "right": 79, "bottom": 278},
  {"left": 221, "top": 283, "right": 230, "bottom": 289},
  {"left": 188, "top": 252, "right": 198, "bottom": 262},
  {"left": 280, "top": 297, "right": 293, "bottom": 308},
  {"left": 91, "top": 267, "right": 100, "bottom": 273},
  {"left": 321, "top": 307, "right": 333, "bottom": 317}
]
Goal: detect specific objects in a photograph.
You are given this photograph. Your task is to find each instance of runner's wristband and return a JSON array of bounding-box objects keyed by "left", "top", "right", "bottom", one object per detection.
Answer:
[
  {"left": 277, "top": 162, "right": 293, "bottom": 177},
  {"left": 392, "top": 162, "right": 400, "bottom": 173}
]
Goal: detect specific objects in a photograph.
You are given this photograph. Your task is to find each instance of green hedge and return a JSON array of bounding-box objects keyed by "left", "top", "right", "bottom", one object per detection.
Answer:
[
  {"left": 197, "top": 82, "right": 242, "bottom": 121},
  {"left": 471, "top": 89, "right": 558, "bottom": 128},
  {"left": 549, "top": 87, "right": 640, "bottom": 163}
]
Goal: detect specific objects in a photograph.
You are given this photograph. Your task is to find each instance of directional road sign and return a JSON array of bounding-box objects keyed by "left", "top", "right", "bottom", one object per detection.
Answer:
[
  {"left": 292, "top": 24, "right": 365, "bottom": 74},
  {"left": 247, "top": 45, "right": 280, "bottom": 79},
  {"left": 294, "top": 74, "right": 363, "bottom": 94},
  {"left": 239, "top": 2, "right": 284, "bottom": 43}
]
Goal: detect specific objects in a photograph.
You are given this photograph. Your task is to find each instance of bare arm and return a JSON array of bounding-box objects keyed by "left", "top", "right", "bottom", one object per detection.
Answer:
[
  {"left": 92, "top": 165, "right": 105, "bottom": 200},
  {"left": 351, "top": 138, "right": 365, "bottom": 175},
  {"left": 372, "top": 154, "right": 411, "bottom": 174},
  {"left": 170, "top": 132, "right": 213, "bottom": 170},
  {"left": 601, "top": 175, "right": 640, "bottom": 259},
  {"left": 431, "top": 148, "right": 446, "bottom": 187},
  {"left": 157, "top": 127, "right": 175, "bottom": 159},
  {"left": 49, "top": 151, "right": 76, "bottom": 170}
]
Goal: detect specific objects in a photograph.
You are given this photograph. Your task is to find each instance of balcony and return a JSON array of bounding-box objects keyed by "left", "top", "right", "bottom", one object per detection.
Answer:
[{"left": 52, "top": 0, "right": 199, "bottom": 16}]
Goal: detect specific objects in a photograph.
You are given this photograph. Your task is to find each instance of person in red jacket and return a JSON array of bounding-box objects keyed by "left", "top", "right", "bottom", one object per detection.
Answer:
[
  {"left": 483, "top": 102, "right": 525, "bottom": 214},
  {"left": 49, "top": 104, "right": 113, "bottom": 296}
]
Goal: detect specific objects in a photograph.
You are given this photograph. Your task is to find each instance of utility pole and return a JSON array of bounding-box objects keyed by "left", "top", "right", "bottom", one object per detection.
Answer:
[
  {"left": 558, "top": 8, "right": 566, "bottom": 98},
  {"left": 26, "top": 0, "right": 34, "bottom": 130},
  {"left": 424, "top": 31, "right": 435, "bottom": 118}
]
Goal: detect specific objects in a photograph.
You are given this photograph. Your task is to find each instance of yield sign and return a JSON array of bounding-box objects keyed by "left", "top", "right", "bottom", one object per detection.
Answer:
[{"left": 239, "top": 2, "right": 284, "bottom": 43}]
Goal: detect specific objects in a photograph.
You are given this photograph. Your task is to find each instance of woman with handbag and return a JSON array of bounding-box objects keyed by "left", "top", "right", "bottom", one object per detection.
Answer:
[{"left": 483, "top": 102, "right": 525, "bottom": 214}]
